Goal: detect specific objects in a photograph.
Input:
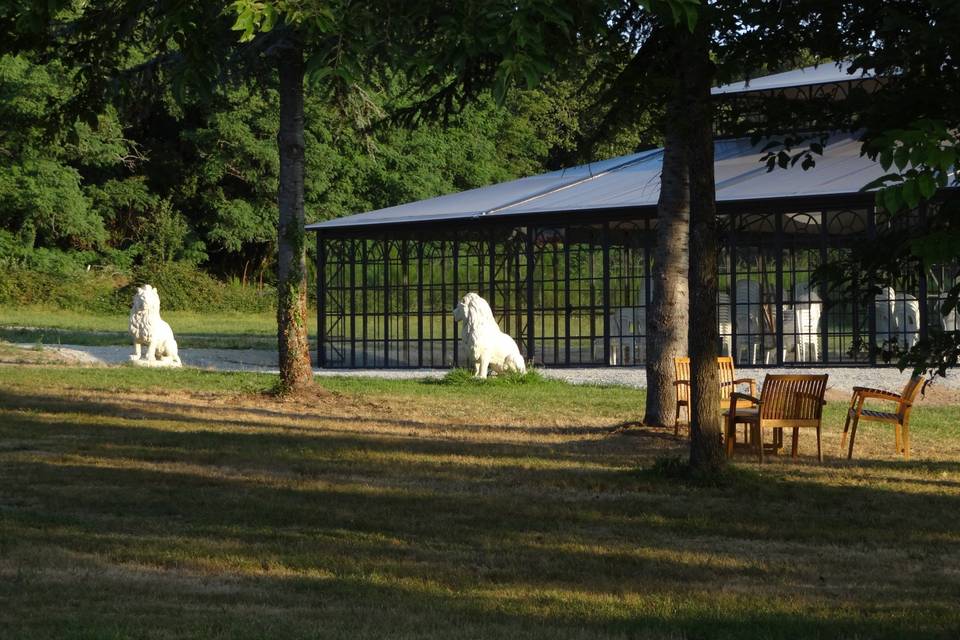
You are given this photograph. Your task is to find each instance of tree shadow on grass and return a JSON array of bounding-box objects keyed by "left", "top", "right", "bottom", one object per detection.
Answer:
[
  {"left": 1, "top": 543, "right": 946, "bottom": 640},
  {"left": 3, "top": 387, "right": 960, "bottom": 638},
  {"left": 0, "top": 389, "right": 626, "bottom": 442},
  {"left": 2, "top": 410, "right": 958, "bottom": 548}
]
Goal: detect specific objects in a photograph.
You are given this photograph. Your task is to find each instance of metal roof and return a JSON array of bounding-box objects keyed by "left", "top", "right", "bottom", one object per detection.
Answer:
[
  {"left": 307, "top": 132, "right": 883, "bottom": 232},
  {"left": 710, "top": 61, "right": 875, "bottom": 95}
]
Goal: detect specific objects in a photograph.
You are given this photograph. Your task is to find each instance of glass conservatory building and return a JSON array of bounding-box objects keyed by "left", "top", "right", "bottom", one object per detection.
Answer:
[{"left": 308, "top": 69, "right": 957, "bottom": 369}]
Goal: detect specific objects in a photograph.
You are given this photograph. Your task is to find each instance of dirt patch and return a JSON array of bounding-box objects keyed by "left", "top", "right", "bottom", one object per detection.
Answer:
[
  {"left": 0, "top": 343, "right": 101, "bottom": 366},
  {"left": 241, "top": 384, "right": 338, "bottom": 411}
]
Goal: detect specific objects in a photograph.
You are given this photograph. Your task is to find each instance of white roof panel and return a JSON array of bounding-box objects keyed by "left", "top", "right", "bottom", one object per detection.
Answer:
[
  {"left": 308, "top": 148, "right": 661, "bottom": 230},
  {"left": 710, "top": 61, "right": 874, "bottom": 95},
  {"left": 308, "top": 132, "right": 883, "bottom": 231}
]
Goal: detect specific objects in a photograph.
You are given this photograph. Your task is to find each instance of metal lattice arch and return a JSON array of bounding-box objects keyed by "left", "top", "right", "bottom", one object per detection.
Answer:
[{"left": 308, "top": 66, "right": 958, "bottom": 369}]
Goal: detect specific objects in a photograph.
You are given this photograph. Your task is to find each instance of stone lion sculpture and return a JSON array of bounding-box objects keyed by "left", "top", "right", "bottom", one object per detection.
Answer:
[
  {"left": 452, "top": 292, "right": 526, "bottom": 378},
  {"left": 129, "top": 284, "right": 182, "bottom": 367}
]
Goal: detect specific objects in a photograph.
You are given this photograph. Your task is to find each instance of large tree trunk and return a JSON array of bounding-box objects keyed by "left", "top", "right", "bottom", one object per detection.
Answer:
[
  {"left": 683, "top": 20, "right": 723, "bottom": 472},
  {"left": 643, "top": 122, "right": 689, "bottom": 428},
  {"left": 276, "top": 43, "right": 313, "bottom": 391}
]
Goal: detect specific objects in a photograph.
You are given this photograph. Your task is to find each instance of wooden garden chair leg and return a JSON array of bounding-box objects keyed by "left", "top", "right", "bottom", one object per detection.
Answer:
[
  {"left": 816, "top": 424, "right": 822, "bottom": 463},
  {"left": 755, "top": 424, "right": 763, "bottom": 464},
  {"left": 847, "top": 412, "right": 860, "bottom": 460},
  {"left": 725, "top": 416, "right": 735, "bottom": 458},
  {"left": 791, "top": 427, "right": 799, "bottom": 458},
  {"left": 840, "top": 408, "right": 853, "bottom": 451}
]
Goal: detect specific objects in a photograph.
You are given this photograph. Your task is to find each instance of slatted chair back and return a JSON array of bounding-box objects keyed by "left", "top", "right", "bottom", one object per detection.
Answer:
[
  {"left": 758, "top": 374, "right": 828, "bottom": 429},
  {"left": 674, "top": 357, "right": 691, "bottom": 404},
  {"left": 717, "top": 356, "right": 737, "bottom": 403},
  {"left": 898, "top": 375, "right": 925, "bottom": 423}
]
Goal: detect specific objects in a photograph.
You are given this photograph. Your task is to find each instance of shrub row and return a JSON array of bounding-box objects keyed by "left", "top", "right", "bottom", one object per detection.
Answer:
[{"left": 0, "top": 263, "right": 278, "bottom": 314}]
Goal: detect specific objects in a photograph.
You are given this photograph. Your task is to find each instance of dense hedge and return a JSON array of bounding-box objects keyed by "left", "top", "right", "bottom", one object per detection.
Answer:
[{"left": 0, "top": 264, "right": 279, "bottom": 314}]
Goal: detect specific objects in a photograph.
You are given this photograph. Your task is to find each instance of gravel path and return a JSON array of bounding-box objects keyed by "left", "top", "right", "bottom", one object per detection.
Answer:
[{"left": 24, "top": 344, "right": 960, "bottom": 396}]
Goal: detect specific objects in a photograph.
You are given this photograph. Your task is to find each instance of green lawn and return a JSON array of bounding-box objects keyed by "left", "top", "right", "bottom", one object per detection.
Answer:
[
  {"left": 0, "top": 305, "right": 318, "bottom": 349},
  {"left": 0, "top": 304, "right": 647, "bottom": 351},
  {"left": 1, "top": 364, "right": 959, "bottom": 639}
]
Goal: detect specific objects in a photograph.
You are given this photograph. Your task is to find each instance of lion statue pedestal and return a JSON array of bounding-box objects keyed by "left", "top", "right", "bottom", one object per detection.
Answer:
[
  {"left": 129, "top": 284, "right": 182, "bottom": 368},
  {"left": 453, "top": 292, "right": 526, "bottom": 378}
]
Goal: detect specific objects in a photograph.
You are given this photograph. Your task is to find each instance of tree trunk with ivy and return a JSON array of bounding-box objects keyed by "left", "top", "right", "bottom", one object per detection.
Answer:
[
  {"left": 643, "top": 116, "right": 690, "bottom": 428},
  {"left": 276, "top": 42, "right": 313, "bottom": 391},
  {"left": 683, "top": 20, "right": 724, "bottom": 473}
]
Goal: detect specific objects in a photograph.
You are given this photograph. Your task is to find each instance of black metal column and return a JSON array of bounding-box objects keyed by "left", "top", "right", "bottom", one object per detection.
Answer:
[
  {"left": 488, "top": 230, "right": 497, "bottom": 307},
  {"left": 867, "top": 206, "right": 877, "bottom": 366},
  {"left": 564, "top": 233, "right": 571, "bottom": 364},
  {"left": 441, "top": 240, "right": 448, "bottom": 365},
  {"left": 361, "top": 240, "right": 368, "bottom": 367},
  {"left": 819, "top": 210, "right": 831, "bottom": 364},
  {"left": 417, "top": 242, "right": 424, "bottom": 368},
  {"left": 317, "top": 233, "right": 326, "bottom": 368},
  {"left": 918, "top": 203, "right": 929, "bottom": 342},
  {"left": 349, "top": 239, "right": 357, "bottom": 368},
  {"left": 774, "top": 214, "right": 784, "bottom": 365},
  {"left": 729, "top": 223, "right": 739, "bottom": 364},
  {"left": 383, "top": 238, "right": 390, "bottom": 367},
  {"left": 525, "top": 226, "right": 535, "bottom": 362},
  {"left": 401, "top": 240, "right": 409, "bottom": 366},
  {"left": 602, "top": 223, "right": 611, "bottom": 365},
  {"left": 453, "top": 235, "right": 460, "bottom": 365}
]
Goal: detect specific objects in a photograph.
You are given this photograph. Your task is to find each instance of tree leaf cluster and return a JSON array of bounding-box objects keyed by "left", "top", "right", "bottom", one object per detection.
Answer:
[{"left": 0, "top": 49, "right": 626, "bottom": 282}]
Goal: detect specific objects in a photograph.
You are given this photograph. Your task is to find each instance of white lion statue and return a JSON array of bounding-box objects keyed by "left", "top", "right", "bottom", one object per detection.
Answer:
[
  {"left": 129, "top": 284, "right": 182, "bottom": 367},
  {"left": 453, "top": 292, "right": 526, "bottom": 378}
]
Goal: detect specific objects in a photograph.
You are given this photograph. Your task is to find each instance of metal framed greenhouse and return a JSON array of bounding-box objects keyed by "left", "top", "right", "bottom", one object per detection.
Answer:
[{"left": 308, "top": 67, "right": 958, "bottom": 370}]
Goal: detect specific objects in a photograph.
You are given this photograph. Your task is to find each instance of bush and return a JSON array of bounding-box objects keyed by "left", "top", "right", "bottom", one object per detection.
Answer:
[
  {"left": 0, "top": 259, "right": 278, "bottom": 315},
  {"left": 0, "top": 267, "right": 126, "bottom": 314},
  {"left": 0, "top": 230, "right": 101, "bottom": 275},
  {"left": 115, "top": 262, "right": 277, "bottom": 313}
]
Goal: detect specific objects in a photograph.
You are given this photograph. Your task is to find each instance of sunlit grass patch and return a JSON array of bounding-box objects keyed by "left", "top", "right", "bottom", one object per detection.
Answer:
[{"left": 430, "top": 367, "right": 551, "bottom": 386}]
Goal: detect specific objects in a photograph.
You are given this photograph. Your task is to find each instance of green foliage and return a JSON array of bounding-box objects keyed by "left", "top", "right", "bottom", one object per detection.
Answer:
[
  {"left": 808, "top": 2, "right": 960, "bottom": 379},
  {"left": 123, "top": 262, "right": 275, "bottom": 313},
  {"left": 0, "top": 256, "right": 275, "bottom": 315},
  {"left": 0, "top": 44, "right": 590, "bottom": 303},
  {"left": 651, "top": 0, "right": 700, "bottom": 30},
  {"left": 0, "top": 156, "right": 105, "bottom": 249},
  {"left": 0, "top": 54, "right": 136, "bottom": 250},
  {"left": 0, "top": 267, "right": 125, "bottom": 314},
  {"left": 862, "top": 119, "right": 959, "bottom": 215}
]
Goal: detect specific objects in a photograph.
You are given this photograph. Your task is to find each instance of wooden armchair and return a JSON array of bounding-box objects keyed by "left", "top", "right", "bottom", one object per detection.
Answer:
[
  {"left": 841, "top": 376, "right": 924, "bottom": 460},
  {"left": 673, "top": 356, "right": 757, "bottom": 436},
  {"left": 725, "top": 374, "right": 828, "bottom": 462}
]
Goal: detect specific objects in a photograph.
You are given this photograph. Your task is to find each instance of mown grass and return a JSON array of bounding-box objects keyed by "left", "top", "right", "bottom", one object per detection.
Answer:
[
  {"left": 0, "top": 304, "right": 319, "bottom": 349},
  {"left": 1, "top": 364, "right": 959, "bottom": 639}
]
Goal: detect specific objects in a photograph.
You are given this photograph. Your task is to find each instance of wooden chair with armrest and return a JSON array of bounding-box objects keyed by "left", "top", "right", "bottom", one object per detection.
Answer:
[
  {"left": 841, "top": 375, "right": 924, "bottom": 460},
  {"left": 725, "top": 374, "right": 829, "bottom": 463},
  {"left": 673, "top": 356, "right": 757, "bottom": 437}
]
